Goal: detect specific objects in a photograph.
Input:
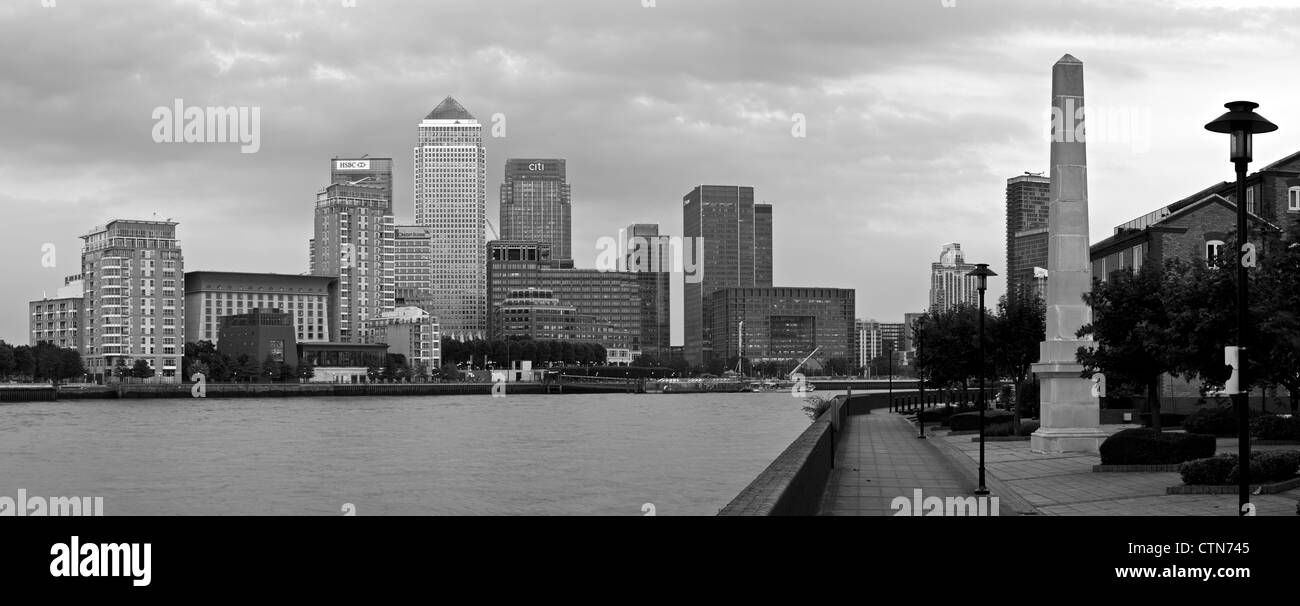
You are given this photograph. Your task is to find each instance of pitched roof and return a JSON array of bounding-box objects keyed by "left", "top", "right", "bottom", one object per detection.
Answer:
[{"left": 424, "top": 96, "right": 474, "bottom": 120}]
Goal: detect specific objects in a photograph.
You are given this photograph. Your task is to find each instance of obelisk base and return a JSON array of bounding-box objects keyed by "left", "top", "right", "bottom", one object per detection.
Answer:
[{"left": 1030, "top": 358, "right": 1106, "bottom": 454}]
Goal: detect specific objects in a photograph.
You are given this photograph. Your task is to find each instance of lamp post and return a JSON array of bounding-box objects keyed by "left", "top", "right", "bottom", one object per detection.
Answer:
[
  {"left": 888, "top": 345, "right": 893, "bottom": 412},
  {"left": 917, "top": 318, "right": 927, "bottom": 439},
  {"left": 967, "top": 263, "right": 997, "bottom": 496},
  {"left": 1205, "top": 100, "right": 1277, "bottom": 516}
]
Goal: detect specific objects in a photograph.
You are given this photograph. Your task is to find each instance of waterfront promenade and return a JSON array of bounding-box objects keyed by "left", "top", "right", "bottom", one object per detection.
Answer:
[{"left": 817, "top": 407, "right": 1300, "bottom": 516}]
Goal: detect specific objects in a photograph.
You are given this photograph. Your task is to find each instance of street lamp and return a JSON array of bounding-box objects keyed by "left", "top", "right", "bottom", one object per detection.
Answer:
[
  {"left": 917, "top": 317, "right": 927, "bottom": 440},
  {"left": 1205, "top": 100, "right": 1277, "bottom": 516},
  {"left": 888, "top": 344, "right": 893, "bottom": 412},
  {"left": 967, "top": 263, "right": 997, "bottom": 496}
]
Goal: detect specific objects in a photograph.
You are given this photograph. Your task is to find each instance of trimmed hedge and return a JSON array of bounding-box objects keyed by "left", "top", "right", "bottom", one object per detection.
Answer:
[
  {"left": 1182, "top": 406, "right": 1236, "bottom": 436},
  {"left": 1017, "top": 420, "right": 1040, "bottom": 436},
  {"left": 1180, "top": 451, "right": 1300, "bottom": 485},
  {"left": 1099, "top": 428, "right": 1216, "bottom": 465},
  {"left": 1250, "top": 415, "right": 1300, "bottom": 441},
  {"left": 949, "top": 410, "right": 1013, "bottom": 432},
  {"left": 1138, "top": 412, "right": 1187, "bottom": 429}
]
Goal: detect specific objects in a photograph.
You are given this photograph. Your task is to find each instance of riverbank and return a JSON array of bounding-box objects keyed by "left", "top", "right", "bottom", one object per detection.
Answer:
[{"left": 0, "top": 380, "right": 641, "bottom": 402}]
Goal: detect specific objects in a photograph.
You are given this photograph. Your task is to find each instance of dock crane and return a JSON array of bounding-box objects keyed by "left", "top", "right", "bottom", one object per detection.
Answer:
[{"left": 788, "top": 347, "right": 822, "bottom": 380}]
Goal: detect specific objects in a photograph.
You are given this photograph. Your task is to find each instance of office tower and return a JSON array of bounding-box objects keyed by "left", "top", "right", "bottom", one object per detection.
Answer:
[
  {"left": 625, "top": 223, "right": 671, "bottom": 358},
  {"left": 486, "top": 241, "right": 640, "bottom": 352},
  {"left": 709, "top": 287, "right": 855, "bottom": 365},
  {"left": 755, "top": 203, "right": 774, "bottom": 287},
  {"left": 1006, "top": 173, "right": 1051, "bottom": 297},
  {"left": 311, "top": 180, "right": 396, "bottom": 344},
  {"left": 79, "top": 219, "right": 184, "bottom": 383},
  {"left": 393, "top": 225, "right": 432, "bottom": 305},
  {"left": 500, "top": 159, "right": 572, "bottom": 261},
  {"left": 929, "top": 243, "right": 978, "bottom": 312},
  {"left": 414, "top": 96, "right": 487, "bottom": 340},
  {"left": 184, "top": 272, "right": 337, "bottom": 345},
  {"left": 331, "top": 157, "right": 394, "bottom": 200},
  {"left": 28, "top": 275, "right": 85, "bottom": 349},
  {"left": 682, "top": 185, "right": 772, "bottom": 366},
  {"left": 492, "top": 287, "right": 620, "bottom": 350}
]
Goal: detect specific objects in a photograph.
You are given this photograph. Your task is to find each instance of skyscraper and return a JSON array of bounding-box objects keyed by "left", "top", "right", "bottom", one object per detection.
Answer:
[
  {"left": 500, "top": 159, "right": 571, "bottom": 261},
  {"left": 414, "top": 96, "right": 487, "bottom": 340},
  {"left": 79, "top": 219, "right": 184, "bottom": 383},
  {"left": 1006, "top": 173, "right": 1051, "bottom": 297},
  {"left": 393, "top": 225, "right": 432, "bottom": 305},
  {"left": 625, "top": 223, "right": 671, "bottom": 358},
  {"left": 929, "top": 243, "right": 978, "bottom": 312},
  {"left": 682, "top": 185, "right": 773, "bottom": 366},
  {"left": 311, "top": 179, "right": 395, "bottom": 344},
  {"left": 331, "top": 157, "right": 394, "bottom": 199}
]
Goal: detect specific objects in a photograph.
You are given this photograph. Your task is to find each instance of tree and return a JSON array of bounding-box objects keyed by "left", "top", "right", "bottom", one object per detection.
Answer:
[
  {"left": 914, "top": 303, "right": 989, "bottom": 408},
  {"left": 296, "top": 359, "right": 315, "bottom": 381},
  {"left": 57, "top": 347, "right": 85, "bottom": 384},
  {"left": 0, "top": 341, "right": 15, "bottom": 379},
  {"left": 993, "top": 287, "right": 1046, "bottom": 428},
  {"left": 1076, "top": 264, "right": 1175, "bottom": 431},
  {"left": 130, "top": 359, "right": 155, "bottom": 380},
  {"left": 14, "top": 345, "right": 36, "bottom": 380},
  {"left": 1251, "top": 225, "right": 1300, "bottom": 412},
  {"left": 262, "top": 356, "right": 281, "bottom": 382}
]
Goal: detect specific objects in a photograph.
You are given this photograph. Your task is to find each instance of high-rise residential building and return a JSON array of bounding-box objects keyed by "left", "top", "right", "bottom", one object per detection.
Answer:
[
  {"left": 79, "top": 219, "right": 184, "bottom": 383},
  {"left": 311, "top": 180, "right": 395, "bottom": 344},
  {"left": 854, "top": 318, "right": 906, "bottom": 369},
  {"left": 708, "top": 287, "right": 855, "bottom": 365},
  {"left": 414, "top": 96, "right": 487, "bottom": 340},
  {"left": 393, "top": 225, "right": 432, "bottom": 305},
  {"left": 486, "top": 241, "right": 640, "bottom": 352},
  {"left": 624, "top": 223, "right": 671, "bottom": 358},
  {"left": 1006, "top": 173, "right": 1051, "bottom": 297},
  {"left": 500, "top": 159, "right": 571, "bottom": 261},
  {"left": 28, "top": 275, "right": 85, "bottom": 350},
  {"left": 683, "top": 185, "right": 773, "bottom": 366},
  {"left": 365, "top": 306, "right": 441, "bottom": 373},
  {"left": 331, "top": 157, "right": 394, "bottom": 200},
  {"left": 929, "top": 243, "right": 978, "bottom": 312},
  {"left": 184, "top": 271, "right": 337, "bottom": 345}
]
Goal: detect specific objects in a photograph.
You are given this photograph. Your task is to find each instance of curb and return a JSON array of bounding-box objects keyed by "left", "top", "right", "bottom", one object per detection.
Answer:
[
  {"left": 971, "top": 436, "right": 1031, "bottom": 442},
  {"left": 916, "top": 420, "right": 1042, "bottom": 516},
  {"left": 1167, "top": 476, "right": 1300, "bottom": 495},
  {"left": 1093, "top": 464, "right": 1183, "bottom": 472}
]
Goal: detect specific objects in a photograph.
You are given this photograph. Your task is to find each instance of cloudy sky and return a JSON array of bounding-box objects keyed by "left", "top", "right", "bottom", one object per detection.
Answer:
[{"left": 2, "top": 0, "right": 1300, "bottom": 345}]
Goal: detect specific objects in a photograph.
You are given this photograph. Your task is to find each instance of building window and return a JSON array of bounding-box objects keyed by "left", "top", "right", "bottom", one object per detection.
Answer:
[
  {"left": 1246, "top": 187, "right": 1255, "bottom": 214},
  {"left": 1206, "top": 240, "right": 1226, "bottom": 267},
  {"left": 1289, "top": 186, "right": 1300, "bottom": 212}
]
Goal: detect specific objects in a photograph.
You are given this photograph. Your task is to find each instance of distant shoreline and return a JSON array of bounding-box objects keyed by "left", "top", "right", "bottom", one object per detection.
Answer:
[{"left": 0, "top": 381, "right": 639, "bottom": 402}]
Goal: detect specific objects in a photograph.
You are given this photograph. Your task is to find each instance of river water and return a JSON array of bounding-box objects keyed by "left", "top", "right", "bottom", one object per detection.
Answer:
[{"left": 0, "top": 392, "right": 818, "bottom": 516}]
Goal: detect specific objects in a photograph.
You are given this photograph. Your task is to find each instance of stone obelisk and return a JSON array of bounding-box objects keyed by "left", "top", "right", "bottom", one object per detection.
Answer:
[{"left": 1030, "top": 54, "right": 1107, "bottom": 454}]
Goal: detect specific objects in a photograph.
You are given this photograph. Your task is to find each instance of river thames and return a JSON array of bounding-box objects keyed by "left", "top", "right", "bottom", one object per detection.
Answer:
[{"left": 0, "top": 391, "right": 818, "bottom": 516}]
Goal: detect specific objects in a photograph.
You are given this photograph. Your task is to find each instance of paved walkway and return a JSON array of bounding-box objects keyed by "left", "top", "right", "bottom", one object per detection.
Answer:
[
  {"left": 930, "top": 426, "right": 1300, "bottom": 516},
  {"left": 820, "top": 412, "right": 1010, "bottom": 515}
]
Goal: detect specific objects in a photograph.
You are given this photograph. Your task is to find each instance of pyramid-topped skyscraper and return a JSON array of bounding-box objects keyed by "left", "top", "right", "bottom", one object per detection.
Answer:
[{"left": 414, "top": 96, "right": 487, "bottom": 340}]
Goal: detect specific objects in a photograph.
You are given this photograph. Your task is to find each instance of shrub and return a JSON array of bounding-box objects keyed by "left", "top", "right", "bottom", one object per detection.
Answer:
[
  {"left": 919, "top": 404, "right": 974, "bottom": 424},
  {"left": 1227, "top": 451, "right": 1300, "bottom": 484},
  {"left": 1250, "top": 415, "right": 1300, "bottom": 441},
  {"left": 1182, "top": 451, "right": 1300, "bottom": 485},
  {"left": 1099, "top": 428, "right": 1216, "bottom": 465},
  {"left": 1183, "top": 406, "right": 1240, "bottom": 436},
  {"left": 1017, "top": 420, "right": 1040, "bottom": 436},
  {"left": 1180, "top": 456, "right": 1238, "bottom": 485},
  {"left": 1138, "top": 412, "right": 1188, "bottom": 429},
  {"left": 949, "top": 410, "right": 1013, "bottom": 432}
]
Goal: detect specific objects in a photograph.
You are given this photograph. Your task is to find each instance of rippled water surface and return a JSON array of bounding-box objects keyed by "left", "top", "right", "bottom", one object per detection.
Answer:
[{"left": 0, "top": 392, "right": 815, "bottom": 516}]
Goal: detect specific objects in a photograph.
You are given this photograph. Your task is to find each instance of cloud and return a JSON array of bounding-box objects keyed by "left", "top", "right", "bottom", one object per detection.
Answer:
[{"left": 2, "top": 0, "right": 1300, "bottom": 343}]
